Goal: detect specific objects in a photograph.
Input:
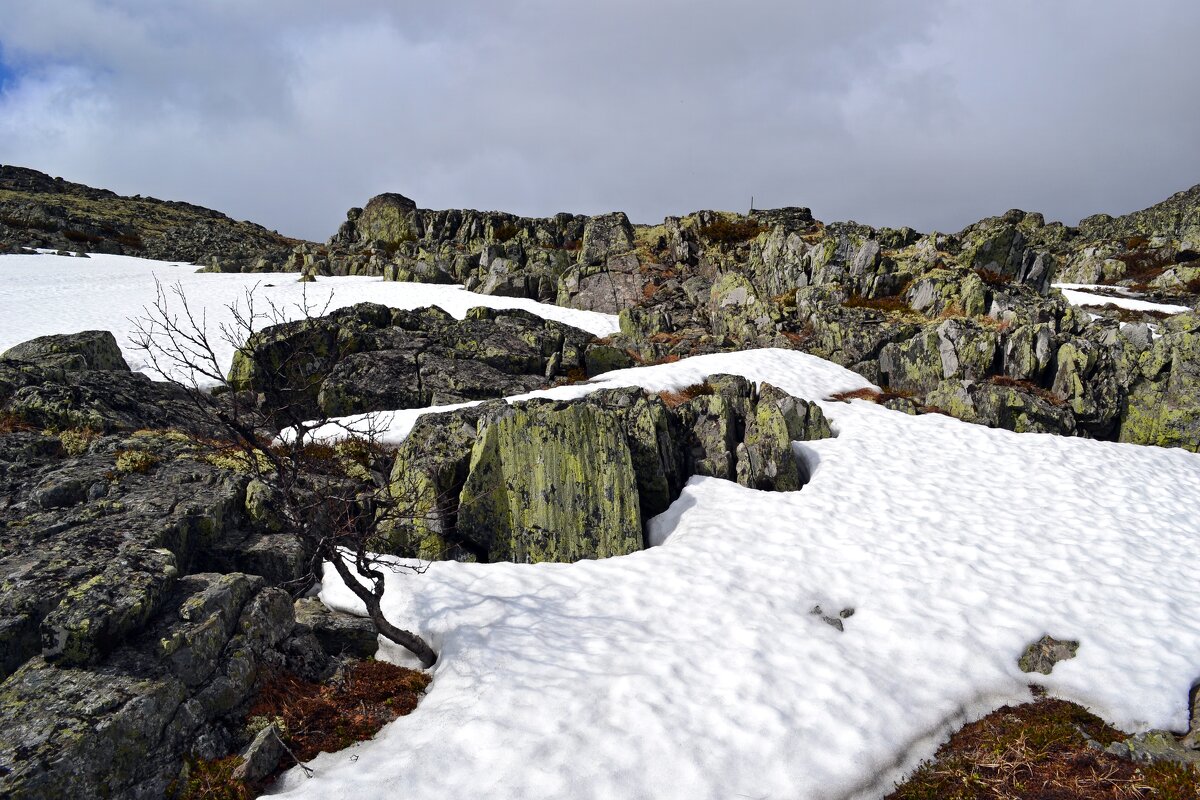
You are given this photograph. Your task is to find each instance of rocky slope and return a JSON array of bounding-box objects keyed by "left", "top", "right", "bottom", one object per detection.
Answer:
[
  {"left": 0, "top": 313, "right": 832, "bottom": 796},
  {"left": 0, "top": 165, "right": 304, "bottom": 271},
  {"left": 293, "top": 186, "right": 1200, "bottom": 450},
  {"left": 0, "top": 333, "right": 375, "bottom": 797}
]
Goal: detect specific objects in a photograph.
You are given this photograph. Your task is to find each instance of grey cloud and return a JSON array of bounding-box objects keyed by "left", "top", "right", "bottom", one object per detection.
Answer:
[{"left": 0, "top": 0, "right": 1197, "bottom": 241}]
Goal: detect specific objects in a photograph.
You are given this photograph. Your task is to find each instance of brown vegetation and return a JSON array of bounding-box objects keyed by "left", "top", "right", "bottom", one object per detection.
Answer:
[
  {"left": 698, "top": 217, "right": 765, "bottom": 245},
  {"left": 176, "top": 660, "right": 431, "bottom": 800},
  {"left": 248, "top": 660, "right": 430, "bottom": 763},
  {"left": 887, "top": 696, "right": 1200, "bottom": 800},
  {"left": 975, "top": 267, "right": 1013, "bottom": 287},
  {"left": 826, "top": 386, "right": 914, "bottom": 404},
  {"left": 0, "top": 411, "right": 33, "bottom": 434},
  {"left": 492, "top": 222, "right": 520, "bottom": 242},
  {"left": 843, "top": 294, "right": 917, "bottom": 314},
  {"left": 658, "top": 382, "right": 714, "bottom": 408},
  {"left": 989, "top": 375, "right": 1068, "bottom": 408}
]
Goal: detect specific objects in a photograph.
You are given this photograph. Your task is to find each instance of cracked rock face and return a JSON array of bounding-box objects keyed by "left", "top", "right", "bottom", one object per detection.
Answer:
[
  {"left": 381, "top": 376, "right": 831, "bottom": 564},
  {"left": 228, "top": 302, "right": 604, "bottom": 420}
]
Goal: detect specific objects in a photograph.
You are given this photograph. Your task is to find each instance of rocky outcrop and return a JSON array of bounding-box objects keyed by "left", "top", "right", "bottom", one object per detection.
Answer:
[
  {"left": 297, "top": 183, "right": 1200, "bottom": 450},
  {"left": 0, "top": 339, "right": 217, "bottom": 435},
  {"left": 0, "top": 332, "right": 382, "bottom": 799},
  {"left": 0, "top": 165, "right": 302, "bottom": 270},
  {"left": 381, "top": 376, "right": 831, "bottom": 563},
  {"left": 1, "top": 330, "right": 130, "bottom": 372},
  {"left": 228, "top": 302, "right": 612, "bottom": 420}
]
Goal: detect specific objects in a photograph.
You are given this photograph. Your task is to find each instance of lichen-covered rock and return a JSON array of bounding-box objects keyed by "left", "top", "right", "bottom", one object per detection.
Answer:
[
  {"left": 457, "top": 399, "right": 645, "bottom": 562},
  {"left": 232, "top": 722, "right": 286, "bottom": 782},
  {"left": 0, "top": 571, "right": 323, "bottom": 800},
  {"left": 41, "top": 547, "right": 180, "bottom": 667},
  {"left": 578, "top": 212, "right": 635, "bottom": 266},
  {"left": 384, "top": 380, "right": 831, "bottom": 564},
  {"left": 0, "top": 358, "right": 214, "bottom": 434},
  {"left": 298, "top": 180, "right": 1200, "bottom": 447},
  {"left": 1018, "top": 634, "right": 1079, "bottom": 675},
  {"left": 1106, "top": 730, "right": 1200, "bottom": 766},
  {"left": 0, "top": 165, "right": 299, "bottom": 269},
  {"left": 1, "top": 330, "right": 130, "bottom": 372},
  {"left": 1119, "top": 312, "right": 1200, "bottom": 451},
  {"left": 228, "top": 302, "right": 600, "bottom": 420},
  {"left": 380, "top": 404, "right": 491, "bottom": 560},
  {"left": 558, "top": 253, "right": 646, "bottom": 313},
  {"left": 738, "top": 382, "right": 831, "bottom": 490}
]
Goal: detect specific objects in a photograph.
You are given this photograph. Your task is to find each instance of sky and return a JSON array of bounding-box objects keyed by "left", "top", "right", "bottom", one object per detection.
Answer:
[{"left": 0, "top": 1, "right": 1197, "bottom": 241}]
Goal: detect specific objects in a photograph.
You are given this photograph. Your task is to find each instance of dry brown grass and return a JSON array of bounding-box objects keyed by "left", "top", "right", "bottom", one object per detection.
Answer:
[
  {"left": 248, "top": 660, "right": 430, "bottom": 763},
  {"left": 648, "top": 331, "right": 684, "bottom": 345},
  {"left": 887, "top": 697, "right": 1199, "bottom": 800},
  {"left": 176, "top": 660, "right": 430, "bottom": 799},
  {"left": 975, "top": 267, "right": 1013, "bottom": 287},
  {"left": 989, "top": 375, "right": 1068, "bottom": 407},
  {"left": 0, "top": 411, "right": 33, "bottom": 434},
  {"left": 658, "top": 382, "right": 714, "bottom": 408},
  {"left": 698, "top": 218, "right": 765, "bottom": 245},
  {"left": 843, "top": 294, "right": 916, "bottom": 314},
  {"left": 826, "top": 386, "right": 914, "bottom": 404}
]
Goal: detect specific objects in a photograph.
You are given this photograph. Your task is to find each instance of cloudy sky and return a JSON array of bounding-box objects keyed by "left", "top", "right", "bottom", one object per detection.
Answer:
[{"left": 1, "top": 1, "right": 1197, "bottom": 241}]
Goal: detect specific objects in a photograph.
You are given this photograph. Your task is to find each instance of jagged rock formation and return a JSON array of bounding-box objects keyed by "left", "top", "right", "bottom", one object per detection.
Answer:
[
  {"left": 297, "top": 187, "right": 1200, "bottom": 450},
  {"left": 0, "top": 333, "right": 373, "bottom": 799},
  {"left": 381, "top": 376, "right": 831, "bottom": 563},
  {"left": 228, "top": 302, "right": 628, "bottom": 419},
  {"left": 0, "top": 165, "right": 303, "bottom": 270}
]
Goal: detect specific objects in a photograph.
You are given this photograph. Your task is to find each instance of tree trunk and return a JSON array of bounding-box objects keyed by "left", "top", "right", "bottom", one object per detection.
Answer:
[{"left": 327, "top": 552, "right": 438, "bottom": 668}]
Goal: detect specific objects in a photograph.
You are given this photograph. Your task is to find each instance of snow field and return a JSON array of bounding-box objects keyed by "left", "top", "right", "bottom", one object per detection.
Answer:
[
  {"left": 0, "top": 251, "right": 621, "bottom": 385},
  {"left": 1055, "top": 283, "right": 1194, "bottom": 315},
  {"left": 278, "top": 351, "right": 1200, "bottom": 800}
]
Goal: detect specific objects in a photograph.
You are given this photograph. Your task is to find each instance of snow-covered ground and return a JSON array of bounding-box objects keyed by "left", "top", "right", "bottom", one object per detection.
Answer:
[
  {"left": 4, "top": 252, "right": 1200, "bottom": 799},
  {"left": 278, "top": 351, "right": 1200, "bottom": 800},
  {"left": 1055, "top": 283, "right": 1193, "bottom": 315},
  {"left": 0, "top": 251, "right": 620, "bottom": 385}
]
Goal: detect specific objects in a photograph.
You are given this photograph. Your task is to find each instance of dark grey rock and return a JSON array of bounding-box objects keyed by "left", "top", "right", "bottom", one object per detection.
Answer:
[
  {"left": 294, "top": 597, "right": 379, "bottom": 658},
  {"left": 232, "top": 722, "right": 286, "bottom": 782},
  {"left": 1018, "top": 634, "right": 1079, "bottom": 675}
]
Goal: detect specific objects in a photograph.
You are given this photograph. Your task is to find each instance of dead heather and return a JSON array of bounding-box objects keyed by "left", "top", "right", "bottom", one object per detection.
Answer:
[
  {"left": 658, "top": 381, "right": 715, "bottom": 408},
  {"left": 989, "top": 375, "right": 1068, "bottom": 407},
  {"left": 177, "top": 659, "right": 431, "bottom": 800},
  {"left": 887, "top": 697, "right": 1200, "bottom": 800},
  {"left": 843, "top": 293, "right": 918, "bottom": 315}
]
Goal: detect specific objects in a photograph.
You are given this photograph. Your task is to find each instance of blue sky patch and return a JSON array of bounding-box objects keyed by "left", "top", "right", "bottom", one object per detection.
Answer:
[{"left": 0, "top": 43, "right": 19, "bottom": 93}]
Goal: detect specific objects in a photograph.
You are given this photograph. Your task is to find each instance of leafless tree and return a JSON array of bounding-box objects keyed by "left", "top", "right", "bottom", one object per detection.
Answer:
[{"left": 130, "top": 279, "right": 437, "bottom": 667}]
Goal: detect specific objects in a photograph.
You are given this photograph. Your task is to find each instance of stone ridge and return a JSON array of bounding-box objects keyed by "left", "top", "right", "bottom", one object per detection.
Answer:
[
  {"left": 0, "top": 164, "right": 306, "bottom": 270},
  {"left": 280, "top": 181, "right": 1200, "bottom": 450}
]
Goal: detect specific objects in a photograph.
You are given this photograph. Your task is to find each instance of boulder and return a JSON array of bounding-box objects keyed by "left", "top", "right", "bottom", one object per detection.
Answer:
[
  {"left": 456, "top": 398, "right": 645, "bottom": 563},
  {"left": 1, "top": 330, "right": 129, "bottom": 371},
  {"left": 229, "top": 303, "right": 599, "bottom": 421},
  {"left": 1018, "top": 634, "right": 1079, "bottom": 675},
  {"left": 384, "top": 381, "right": 831, "bottom": 563},
  {"left": 293, "top": 597, "right": 379, "bottom": 658}
]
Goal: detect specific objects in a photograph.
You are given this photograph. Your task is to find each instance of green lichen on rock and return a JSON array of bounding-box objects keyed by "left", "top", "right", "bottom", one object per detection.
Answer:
[
  {"left": 40, "top": 548, "right": 179, "bottom": 667},
  {"left": 457, "top": 400, "right": 644, "bottom": 563},
  {"left": 1119, "top": 313, "right": 1200, "bottom": 450},
  {"left": 1, "top": 330, "right": 130, "bottom": 372}
]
